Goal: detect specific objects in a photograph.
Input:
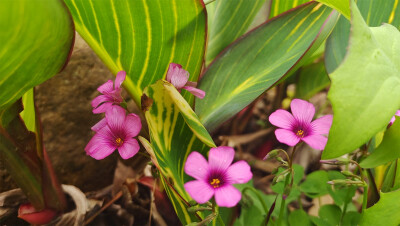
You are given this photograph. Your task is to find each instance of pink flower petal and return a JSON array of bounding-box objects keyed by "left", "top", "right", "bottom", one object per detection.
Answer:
[
  {"left": 311, "top": 115, "right": 333, "bottom": 135},
  {"left": 225, "top": 160, "right": 252, "bottom": 184},
  {"left": 124, "top": 113, "right": 142, "bottom": 137},
  {"left": 290, "top": 99, "right": 315, "bottom": 124},
  {"left": 97, "top": 80, "right": 114, "bottom": 94},
  {"left": 184, "top": 152, "right": 209, "bottom": 180},
  {"left": 105, "top": 105, "right": 126, "bottom": 132},
  {"left": 91, "top": 94, "right": 113, "bottom": 108},
  {"left": 208, "top": 146, "right": 235, "bottom": 172},
  {"left": 275, "top": 129, "right": 300, "bottom": 146},
  {"left": 390, "top": 110, "right": 400, "bottom": 125},
  {"left": 115, "top": 71, "right": 126, "bottom": 89},
  {"left": 183, "top": 86, "right": 205, "bottom": 99},
  {"left": 166, "top": 63, "right": 182, "bottom": 82},
  {"left": 85, "top": 133, "right": 116, "bottom": 160},
  {"left": 184, "top": 180, "right": 214, "bottom": 204},
  {"left": 214, "top": 185, "right": 241, "bottom": 207},
  {"left": 91, "top": 118, "right": 107, "bottom": 132},
  {"left": 301, "top": 134, "right": 328, "bottom": 150},
  {"left": 170, "top": 68, "right": 189, "bottom": 89},
  {"left": 269, "top": 109, "right": 295, "bottom": 130},
  {"left": 92, "top": 102, "right": 113, "bottom": 114},
  {"left": 118, "top": 138, "right": 140, "bottom": 159}
]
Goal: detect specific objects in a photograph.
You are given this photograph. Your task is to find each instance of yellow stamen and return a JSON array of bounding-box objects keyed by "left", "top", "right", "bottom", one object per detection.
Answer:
[
  {"left": 115, "top": 137, "right": 124, "bottom": 146},
  {"left": 296, "top": 130, "right": 304, "bottom": 137},
  {"left": 210, "top": 178, "right": 221, "bottom": 188}
]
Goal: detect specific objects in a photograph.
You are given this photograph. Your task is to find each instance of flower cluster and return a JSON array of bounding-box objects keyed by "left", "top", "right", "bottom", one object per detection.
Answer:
[
  {"left": 166, "top": 63, "right": 205, "bottom": 99},
  {"left": 184, "top": 146, "right": 252, "bottom": 207},
  {"left": 86, "top": 71, "right": 142, "bottom": 160},
  {"left": 269, "top": 99, "right": 333, "bottom": 150}
]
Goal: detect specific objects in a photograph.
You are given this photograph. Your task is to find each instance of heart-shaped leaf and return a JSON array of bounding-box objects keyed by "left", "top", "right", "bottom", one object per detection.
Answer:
[
  {"left": 323, "top": 1, "right": 400, "bottom": 159},
  {"left": 360, "top": 189, "right": 400, "bottom": 226},
  {"left": 64, "top": 0, "right": 206, "bottom": 106},
  {"left": 325, "top": 0, "right": 400, "bottom": 74}
]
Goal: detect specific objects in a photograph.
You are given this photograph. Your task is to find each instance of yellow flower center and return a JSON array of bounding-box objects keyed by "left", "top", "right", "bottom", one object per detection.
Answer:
[
  {"left": 296, "top": 129, "right": 305, "bottom": 137},
  {"left": 210, "top": 178, "right": 221, "bottom": 188},
  {"left": 115, "top": 137, "right": 124, "bottom": 147}
]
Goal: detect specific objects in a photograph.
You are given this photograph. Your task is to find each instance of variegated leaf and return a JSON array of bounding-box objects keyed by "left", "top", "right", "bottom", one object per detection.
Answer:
[
  {"left": 196, "top": 2, "right": 338, "bottom": 132},
  {"left": 0, "top": 0, "right": 74, "bottom": 110},
  {"left": 143, "top": 80, "right": 215, "bottom": 224},
  {"left": 64, "top": 0, "right": 206, "bottom": 106}
]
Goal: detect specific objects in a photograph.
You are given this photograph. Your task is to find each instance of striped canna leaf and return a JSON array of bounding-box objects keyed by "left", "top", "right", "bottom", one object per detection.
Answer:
[
  {"left": 143, "top": 80, "right": 215, "bottom": 224},
  {"left": 64, "top": 0, "right": 207, "bottom": 107},
  {"left": 206, "top": 0, "right": 265, "bottom": 65},
  {"left": 0, "top": 0, "right": 74, "bottom": 110},
  {"left": 269, "top": 0, "right": 310, "bottom": 18},
  {"left": 196, "top": 1, "right": 339, "bottom": 132}
]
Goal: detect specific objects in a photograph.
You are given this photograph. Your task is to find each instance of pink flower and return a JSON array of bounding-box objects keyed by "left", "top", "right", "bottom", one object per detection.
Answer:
[
  {"left": 389, "top": 110, "right": 400, "bottom": 126},
  {"left": 184, "top": 146, "right": 252, "bottom": 207},
  {"left": 166, "top": 63, "right": 205, "bottom": 99},
  {"left": 269, "top": 99, "right": 333, "bottom": 150},
  {"left": 85, "top": 105, "right": 141, "bottom": 160},
  {"left": 92, "top": 71, "right": 126, "bottom": 114}
]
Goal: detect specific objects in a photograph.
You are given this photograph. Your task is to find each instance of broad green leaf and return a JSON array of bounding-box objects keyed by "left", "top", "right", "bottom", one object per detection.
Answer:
[
  {"left": 20, "top": 89, "right": 36, "bottom": 132},
  {"left": 299, "top": 170, "right": 329, "bottom": 198},
  {"left": 64, "top": 0, "right": 206, "bottom": 107},
  {"left": 143, "top": 80, "right": 215, "bottom": 224},
  {"left": 268, "top": 0, "right": 310, "bottom": 18},
  {"left": 318, "top": 204, "right": 342, "bottom": 226},
  {"left": 206, "top": 0, "right": 265, "bottom": 65},
  {"left": 196, "top": 2, "right": 338, "bottom": 132},
  {"left": 360, "top": 117, "right": 400, "bottom": 168},
  {"left": 289, "top": 209, "right": 312, "bottom": 226},
  {"left": 325, "top": 0, "right": 400, "bottom": 74},
  {"left": 0, "top": 0, "right": 74, "bottom": 110},
  {"left": 316, "top": 0, "right": 350, "bottom": 20},
  {"left": 360, "top": 189, "right": 400, "bottom": 226},
  {"left": 342, "top": 211, "right": 361, "bottom": 226},
  {"left": 323, "top": 1, "right": 400, "bottom": 159},
  {"left": 296, "top": 61, "right": 330, "bottom": 99}
]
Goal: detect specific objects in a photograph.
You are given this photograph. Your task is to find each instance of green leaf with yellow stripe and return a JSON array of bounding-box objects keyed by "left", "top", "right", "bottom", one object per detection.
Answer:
[
  {"left": 196, "top": 2, "right": 338, "bottom": 132},
  {"left": 269, "top": 0, "right": 311, "bottom": 18},
  {"left": 143, "top": 80, "right": 215, "bottom": 224},
  {"left": 325, "top": 0, "right": 400, "bottom": 73},
  {"left": 206, "top": 0, "right": 265, "bottom": 65},
  {"left": 0, "top": 0, "right": 74, "bottom": 110},
  {"left": 64, "top": 0, "right": 206, "bottom": 107}
]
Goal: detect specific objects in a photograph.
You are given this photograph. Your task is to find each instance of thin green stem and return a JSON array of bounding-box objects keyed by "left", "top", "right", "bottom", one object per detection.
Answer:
[
  {"left": 339, "top": 190, "right": 351, "bottom": 226},
  {"left": 361, "top": 170, "right": 368, "bottom": 213},
  {"left": 289, "top": 145, "right": 298, "bottom": 168},
  {"left": 277, "top": 173, "right": 290, "bottom": 226},
  {"left": 242, "top": 187, "right": 269, "bottom": 214}
]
